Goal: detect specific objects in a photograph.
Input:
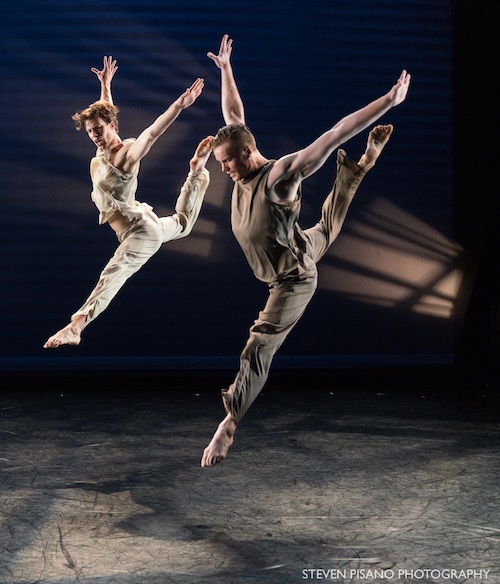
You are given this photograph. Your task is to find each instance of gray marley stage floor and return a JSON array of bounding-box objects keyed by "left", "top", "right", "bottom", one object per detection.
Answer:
[{"left": 1, "top": 376, "right": 499, "bottom": 583}]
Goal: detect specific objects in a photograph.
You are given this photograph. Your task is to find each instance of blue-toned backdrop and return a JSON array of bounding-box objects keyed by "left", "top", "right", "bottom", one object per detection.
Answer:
[{"left": 1, "top": 1, "right": 453, "bottom": 373}]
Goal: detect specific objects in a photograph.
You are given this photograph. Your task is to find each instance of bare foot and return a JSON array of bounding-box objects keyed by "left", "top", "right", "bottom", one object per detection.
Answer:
[
  {"left": 201, "top": 414, "right": 237, "bottom": 467},
  {"left": 43, "top": 323, "right": 82, "bottom": 348},
  {"left": 190, "top": 136, "right": 214, "bottom": 171},
  {"left": 358, "top": 124, "right": 394, "bottom": 171}
]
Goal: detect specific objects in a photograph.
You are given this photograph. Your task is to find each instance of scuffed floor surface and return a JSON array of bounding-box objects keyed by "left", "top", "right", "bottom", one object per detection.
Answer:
[{"left": 0, "top": 376, "right": 499, "bottom": 583}]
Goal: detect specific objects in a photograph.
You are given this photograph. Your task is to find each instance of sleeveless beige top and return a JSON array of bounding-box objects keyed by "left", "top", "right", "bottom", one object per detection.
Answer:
[
  {"left": 231, "top": 161, "right": 314, "bottom": 284},
  {"left": 89, "top": 140, "right": 153, "bottom": 225}
]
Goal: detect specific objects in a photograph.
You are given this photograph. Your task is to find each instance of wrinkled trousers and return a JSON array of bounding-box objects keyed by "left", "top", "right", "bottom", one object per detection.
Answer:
[
  {"left": 72, "top": 168, "right": 209, "bottom": 328},
  {"left": 222, "top": 151, "right": 367, "bottom": 424}
]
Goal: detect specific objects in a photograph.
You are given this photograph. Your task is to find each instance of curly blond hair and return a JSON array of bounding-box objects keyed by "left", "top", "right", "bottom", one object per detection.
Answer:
[{"left": 71, "top": 100, "right": 120, "bottom": 132}]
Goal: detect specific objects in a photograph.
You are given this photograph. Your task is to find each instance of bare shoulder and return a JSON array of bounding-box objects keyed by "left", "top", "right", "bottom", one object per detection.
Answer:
[
  {"left": 111, "top": 139, "right": 136, "bottom": 172},
  {"left": 267, "top": 155, "right": 301, "bottom": 204}
]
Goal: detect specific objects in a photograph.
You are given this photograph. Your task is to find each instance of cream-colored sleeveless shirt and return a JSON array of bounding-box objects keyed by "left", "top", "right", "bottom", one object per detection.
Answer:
[{"left": 89, "top": 140, "right": 153, "bottom": 225}]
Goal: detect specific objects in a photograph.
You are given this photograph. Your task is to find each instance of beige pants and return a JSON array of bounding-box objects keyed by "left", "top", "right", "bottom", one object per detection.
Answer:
[
  {"left": 222, "top": 151, "right": 367, "bottom": 424},
  {"left": 72, "top": 168, "right": 209, "bottom": 328}
]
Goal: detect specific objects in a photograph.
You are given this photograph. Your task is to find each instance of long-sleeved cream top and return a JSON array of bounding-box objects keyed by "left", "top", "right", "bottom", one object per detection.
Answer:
[{"left": 89, "top": 140, "right": 153, "bottom": 225}]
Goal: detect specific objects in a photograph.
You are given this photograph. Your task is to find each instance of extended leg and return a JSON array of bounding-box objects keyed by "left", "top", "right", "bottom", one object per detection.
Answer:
[
  {"left": 157, "top": 136, "right": 212, "bottom": 242},
  {"left": 43, "top": 218, "right": 164, "bottom": 348},
  {"left": 201, "top": 273, "right": 317, "bottom": 467},
  {"left": 303, "top": 124, "right": 393, "bottom": 263}
]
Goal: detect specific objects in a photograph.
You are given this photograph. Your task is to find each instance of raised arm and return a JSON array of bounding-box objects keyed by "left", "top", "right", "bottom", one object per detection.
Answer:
[
  {"left": 118, "top": 78, "right": 205, "bottom": 173},
  {"left": 268, "top": 70, "right": 411, "bottom": 202},
  {"left": 91, "top": 56, "right": 118, "bottom": 104},
  {"left": 207, "top": 34, "right": 245, "bottom": 125}
]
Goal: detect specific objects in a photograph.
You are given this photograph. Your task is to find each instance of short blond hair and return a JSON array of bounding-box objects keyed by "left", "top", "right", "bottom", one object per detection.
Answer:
[{"left": 212, "top": 123, "right": 256, "bottom": 153}]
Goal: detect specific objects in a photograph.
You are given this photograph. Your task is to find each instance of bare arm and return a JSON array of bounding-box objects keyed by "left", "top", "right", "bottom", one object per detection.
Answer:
[
  {"left": 91, "top": 56, "right": 118, "bottom": 104},
  {"left": 118, "top": 78, "right": 204, "bottom": 173},
  {"left": 207, "top": 34, "right": 245, "bottom": 125},
  {"left": 268, "top": 70, "right": 411, "bottom": 203}
]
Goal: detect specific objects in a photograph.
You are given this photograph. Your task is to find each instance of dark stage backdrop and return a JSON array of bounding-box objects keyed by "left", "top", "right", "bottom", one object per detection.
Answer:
[{"left": 1, "top": 0, "right": 453, "bottom": 373}]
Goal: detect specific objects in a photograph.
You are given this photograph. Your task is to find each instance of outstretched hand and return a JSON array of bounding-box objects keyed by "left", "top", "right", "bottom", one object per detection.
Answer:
[
  {"left": 177, "top": 78, "right": 205, "bottom": 109},
  {"left": 387, "top": 70, "right": 411, "bottom": 106},
  {"left": 91, "top": 55, "right": 118, "bottom": 86},
  {"left": 207, "top": 34, "right": 233, "bottom": 69}
]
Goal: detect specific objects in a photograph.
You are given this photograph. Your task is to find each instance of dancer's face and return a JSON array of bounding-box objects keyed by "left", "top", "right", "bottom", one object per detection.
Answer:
[
  {"left": 213, "top": 142, "right": 251, "bottom": 182},
  {"left": 85, "top": 117, "right": 118, "bottom": 151}
]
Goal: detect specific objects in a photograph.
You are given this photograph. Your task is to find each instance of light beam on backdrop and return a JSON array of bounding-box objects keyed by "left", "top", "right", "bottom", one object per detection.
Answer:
[{"left": 320, "top": 197, "right": 462, "bottom": 319}]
